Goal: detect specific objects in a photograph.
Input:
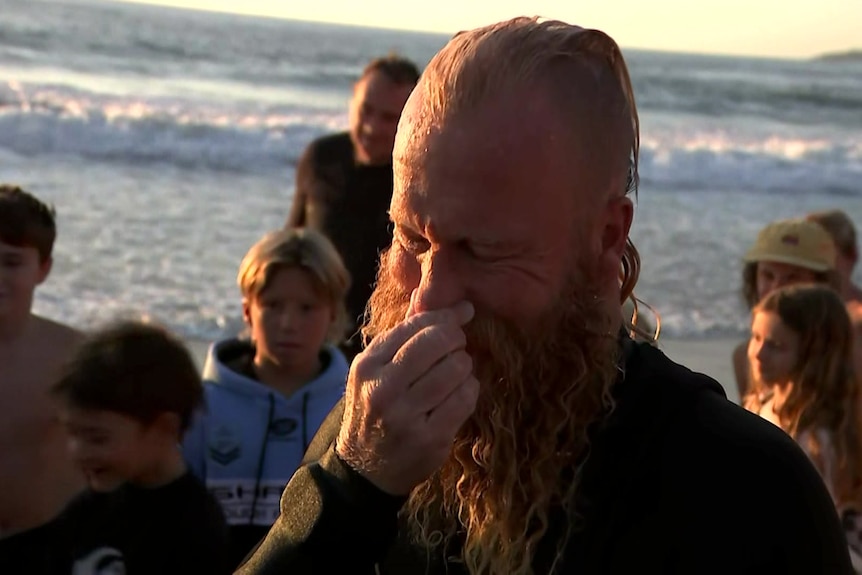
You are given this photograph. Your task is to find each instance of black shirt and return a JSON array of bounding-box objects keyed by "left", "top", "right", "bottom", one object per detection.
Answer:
[
  {"left": 0, "top": 519, "right": 60, "bottom": 575},
  {"left": 51, "top": 472, "right": 232, "bottom": 575},
  {"left": 235, "top": 339, "right": 853, "bottom": 574},
  {"left": 287, "top": 132, "right": 394, "bottom": 359}
]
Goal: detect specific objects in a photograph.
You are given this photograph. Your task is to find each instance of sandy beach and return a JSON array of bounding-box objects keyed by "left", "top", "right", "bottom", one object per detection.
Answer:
[
  {"left": 187, "top": 336, "right": 741, "bottom": 406},
  {"left": 659, "top": 338, "right": 739, "bottom": 404}
]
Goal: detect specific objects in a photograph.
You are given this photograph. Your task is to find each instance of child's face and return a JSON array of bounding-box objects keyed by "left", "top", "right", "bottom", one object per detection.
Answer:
[
  {"left": 756, "top": 261, "right": 818, "bottom": 302},
  {"left": 61, "top": 407, "right": 167, "bottom": 492},
  {"left": 245, "top": 267, "right": 333, "bottom": 372},
  {"left": 0, "top": 241, "right": 50, "bottom": 319},
  {"left": 748, "top": 311, "right": 800, "bottom": 387}
]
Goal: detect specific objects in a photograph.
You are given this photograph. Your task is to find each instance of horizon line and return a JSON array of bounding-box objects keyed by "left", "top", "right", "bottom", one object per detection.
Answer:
[{"left": 80, "top": 0, "right": 859, "bottom": 62}]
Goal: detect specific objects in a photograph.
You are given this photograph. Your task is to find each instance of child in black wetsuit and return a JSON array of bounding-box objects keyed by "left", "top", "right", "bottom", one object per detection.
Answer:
[{"left": 48, "top": 321, "right": 232, "bottom": 575}]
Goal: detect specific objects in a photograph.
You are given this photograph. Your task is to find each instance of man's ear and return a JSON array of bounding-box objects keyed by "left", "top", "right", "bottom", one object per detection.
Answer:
[
  {"left": 37, "top": 256, "right": 53, "bottom": 285},
  {"left": 600, "top": 195, "right": 634, "bottom": 275}
]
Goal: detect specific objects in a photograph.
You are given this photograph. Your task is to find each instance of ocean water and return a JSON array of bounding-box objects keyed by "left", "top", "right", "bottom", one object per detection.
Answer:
[{"left": 2, "top": 0, "right": 861, "bottom": 342}]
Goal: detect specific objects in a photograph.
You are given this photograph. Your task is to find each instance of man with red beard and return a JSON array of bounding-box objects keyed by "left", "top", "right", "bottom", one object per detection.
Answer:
[{"left": 235, "top": 17, "right": 851, "bottom": 575}]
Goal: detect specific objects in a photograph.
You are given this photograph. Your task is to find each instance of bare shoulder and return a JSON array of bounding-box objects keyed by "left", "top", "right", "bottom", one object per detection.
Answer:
[
  {"left": 29, "top": 315, "right": 84, "bottom": 360},
  {"left": 846, "top": 301, "right": 862, "bottom": 329}
]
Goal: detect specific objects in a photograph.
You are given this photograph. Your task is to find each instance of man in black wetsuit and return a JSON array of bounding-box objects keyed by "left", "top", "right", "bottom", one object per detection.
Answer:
[
  {"left": 239, "top": 18, "right": 852, "bottom": 574},
  {"left": 286, "top": 55, "right": 420, "bottom": 360}
]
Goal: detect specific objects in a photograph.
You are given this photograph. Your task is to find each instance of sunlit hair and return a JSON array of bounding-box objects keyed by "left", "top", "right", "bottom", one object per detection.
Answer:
[
  {"left": 620, "top": 241, "right": 662, "bottom": 342},
  {"left": 363, "top": 238, "right": 620, "bottom": 575},
  {"left": 743, "top": 284, "right": 862, "bottom": 508},
  {"left": 237, "top": 228, "right": 351, "bottom": 343},
  {"left": 807, "top": 210, "right": 858, "bottom": 263},
  {"left": 0, "top": 184, "right": 57, "bottom": 262},
  {"left": 409, "top": 16, "right": 652, "bottom": 344}
]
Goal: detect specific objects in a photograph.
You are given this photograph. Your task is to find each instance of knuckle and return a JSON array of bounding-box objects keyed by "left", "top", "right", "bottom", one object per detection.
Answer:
[
  {"left": 425, "top": 323, "right": 465, "bottom": 353},
  {"left": 363, "top": 382, "right": 389, "bottom": 416},
  {"left": 405, "top": 310, "right": 436, "bottom": 332},
  {"left": 351, "top": 354, "right": 374, "bottom": 382},
  {"left": 454, "top": 350, "right": 473, "bottom": 375},
  {"left": 436, "top": 321, "right": 464, "bottom": 345}
]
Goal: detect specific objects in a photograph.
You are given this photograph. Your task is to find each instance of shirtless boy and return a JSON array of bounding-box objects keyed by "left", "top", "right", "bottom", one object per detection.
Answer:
[{"left": 0, "top": 185, "right": 84, "bottom": 565}]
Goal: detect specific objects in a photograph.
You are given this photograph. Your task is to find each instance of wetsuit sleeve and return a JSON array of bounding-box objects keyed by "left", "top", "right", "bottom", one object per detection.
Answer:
[
  {"left": 180, "top": 409, "right": 206, "bottom": 480},
  {"left": 747, "top": 433, "right": 853, "bottom": 572},
  {"left": 286, "top": 143, "right": 314, "bottom": 228},
  {"left": 677, "top": 471, "right": 853, "bottom": 574},
  {"left": 173, "top": 532, "right": 233, "bottom": 575},
  {"left": 233, "top": 446, "right": 406, "bottom": 574},
  {"left": 300, "top": 398, "right": 344, "bottom": 466},
  {"left": 671, "top": 392, "right": 854, "bottom": 574}
]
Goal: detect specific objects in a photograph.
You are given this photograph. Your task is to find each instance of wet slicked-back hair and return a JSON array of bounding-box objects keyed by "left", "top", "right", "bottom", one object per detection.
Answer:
[
  {"left": 0, "top": 184, "right": 57, "bottom": 262},
  {"left": 415, "top": 17, "right": 638, "bottom": 172},
  {"left": 410, "top": 16, "right": 646, "bottom": 336}
]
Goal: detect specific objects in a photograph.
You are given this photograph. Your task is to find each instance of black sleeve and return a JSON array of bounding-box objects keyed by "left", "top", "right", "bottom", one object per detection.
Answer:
[
  {"left": 748, "top": 447, "right": 852, "bottom": 574},
  {"left": 172, "top": 532, "right": 233, "bottom": 575},
  {"left": 234, "top": 447, "right": 406, "bottom": 574},
  {"left": 286, "top": 143, "right": 314, "bottom": 228},
  {"left": 672, "top": 393, "right": 854, "bottom": 574},
  {"left": 300, "top": 398, "right": 344, "bottom": 466}
]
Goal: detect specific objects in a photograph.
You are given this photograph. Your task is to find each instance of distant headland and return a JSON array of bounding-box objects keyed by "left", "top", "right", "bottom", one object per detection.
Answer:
[{"left": 814, "top": 49, "right": 862, "bottom": 62}]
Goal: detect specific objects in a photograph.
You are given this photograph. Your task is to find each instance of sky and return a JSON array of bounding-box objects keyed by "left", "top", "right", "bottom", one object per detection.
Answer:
[{"left": 110, "top": 0, "right": 860, "bottom": 59}]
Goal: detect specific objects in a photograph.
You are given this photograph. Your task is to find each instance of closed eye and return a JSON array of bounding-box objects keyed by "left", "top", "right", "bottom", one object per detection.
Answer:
[
  {"left": 394, "top": 228, "right": 430, "bottom": 255},
  {"left": 460, "top": 239, "right": 522, "bottom": 263}
]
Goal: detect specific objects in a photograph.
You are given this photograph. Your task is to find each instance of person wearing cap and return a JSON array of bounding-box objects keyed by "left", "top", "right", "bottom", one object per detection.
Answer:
[
  {"left": 732, "top": 218, "right": 840, "bottom": 398},
  {"left": 806, "top": 209, "right": 862, "bottom": 387}
]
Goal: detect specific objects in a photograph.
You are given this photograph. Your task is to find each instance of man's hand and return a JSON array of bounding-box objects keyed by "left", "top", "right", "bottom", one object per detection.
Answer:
[{"left": 335, "top": 298, "right": 478, "bottom": 495}]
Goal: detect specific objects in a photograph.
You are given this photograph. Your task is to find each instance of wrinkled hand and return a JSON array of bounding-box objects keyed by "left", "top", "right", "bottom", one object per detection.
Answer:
[{"left": 335, "top": 297, "right": 478, "bottom": 495}]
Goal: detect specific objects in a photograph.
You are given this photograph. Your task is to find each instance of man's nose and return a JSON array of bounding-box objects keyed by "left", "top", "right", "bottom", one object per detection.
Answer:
[{"left": 412, "top": 249, "right": 465, "bottom": 314}]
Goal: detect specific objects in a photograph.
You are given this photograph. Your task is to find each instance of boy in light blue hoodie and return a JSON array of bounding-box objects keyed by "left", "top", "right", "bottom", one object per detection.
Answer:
[{"left": 182, "top": 228, "right": 351, "bottom": 569}]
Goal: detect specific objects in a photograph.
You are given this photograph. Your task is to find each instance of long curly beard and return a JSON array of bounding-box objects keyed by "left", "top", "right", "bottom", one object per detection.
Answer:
[{"left": 362, "top": 250, "right": 621, "bottom": 575}]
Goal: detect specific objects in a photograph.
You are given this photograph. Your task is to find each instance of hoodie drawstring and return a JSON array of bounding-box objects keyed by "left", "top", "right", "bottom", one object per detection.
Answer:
[
  {"left": 301, "top": 392, "right": 310, "bottom": 452},
  {"left": 249, "top": 393, "right": 275, "bottom": 526}
]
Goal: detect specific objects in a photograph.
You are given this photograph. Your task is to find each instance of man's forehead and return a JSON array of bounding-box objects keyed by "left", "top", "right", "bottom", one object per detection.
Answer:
[
  {"left": 390, "top": 103, "right": 583, "bottom": 245},
  {"left": 394, "top": 92, "right": 577, "bottom": 185}
]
